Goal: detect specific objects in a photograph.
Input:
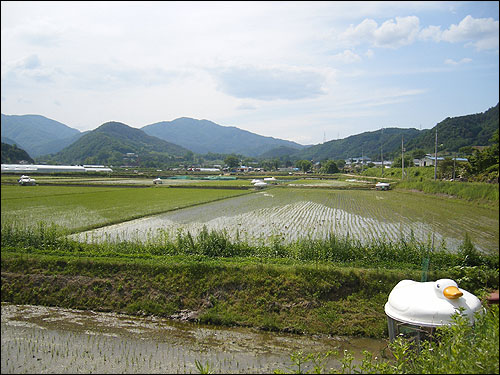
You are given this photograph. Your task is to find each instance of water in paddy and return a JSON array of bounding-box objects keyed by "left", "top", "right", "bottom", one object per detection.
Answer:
[
  {"left": 2, "top": 304, "right": 388, "bottom": 374},
  {"left": 72, "top": 188, "right": 498, "bottom": 253}
]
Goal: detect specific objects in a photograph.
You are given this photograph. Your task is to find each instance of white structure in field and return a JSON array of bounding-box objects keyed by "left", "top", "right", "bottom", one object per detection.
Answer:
[
  {"left": 1, "top": 164, "right": 113, "bottom": 173},
  {"left": 385, "top": 278, "right": 483, "bottom": 342}
]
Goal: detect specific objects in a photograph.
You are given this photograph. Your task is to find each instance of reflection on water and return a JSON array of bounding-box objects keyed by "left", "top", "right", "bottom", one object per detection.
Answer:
[{"left": 1, "top": 304, "right": 388, "bottom": 374}]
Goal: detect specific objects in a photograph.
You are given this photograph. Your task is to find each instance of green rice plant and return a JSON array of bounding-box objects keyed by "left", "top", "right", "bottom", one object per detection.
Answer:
[
  {"left": 396, "top": 179, "right": 499, "bottom": 204},
  {"left": 274, "top": 305, "right": 498, "bottom": 374},
  {"left": 1, "top": 184, "right": 250, "bottom": 233}
]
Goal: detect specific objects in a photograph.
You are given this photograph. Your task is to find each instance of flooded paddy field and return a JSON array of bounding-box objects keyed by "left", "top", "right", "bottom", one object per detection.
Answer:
[
  {"left": 2, "top": 304, "right": 387, "bottom": 374},
  {"left": 73, "top": 188, "right": 499, "bottom": 253}
]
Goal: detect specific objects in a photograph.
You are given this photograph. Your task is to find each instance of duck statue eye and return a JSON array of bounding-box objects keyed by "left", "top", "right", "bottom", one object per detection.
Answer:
[{"left": 436, "top": 284, "right": 440, "bottom": 288}]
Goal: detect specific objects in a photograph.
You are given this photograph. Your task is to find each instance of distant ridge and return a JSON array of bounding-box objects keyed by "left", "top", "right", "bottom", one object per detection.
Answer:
[
  {"left": 2, "top": 103, "right": 497, "bottom": 163},
  {"left": 264, "top": 102, "right": 499, "bottom": 161},
  {"left": 288, "top": 127, "right": 421, "bottom": 161},
  {"left": 53, "top": 121, "right": 190, "bottom": 165},
  {"left": 1, "top": 114, "right": 83, "bottom": 157},
  {"left": 1, "top": 142, "right": 34, "bottom": 164},
  {"left": 142, "top": 117, "right": 305, "bottom": 157},
  {"left": 406, "top": 103, "right": 499, "bottom": 152}
]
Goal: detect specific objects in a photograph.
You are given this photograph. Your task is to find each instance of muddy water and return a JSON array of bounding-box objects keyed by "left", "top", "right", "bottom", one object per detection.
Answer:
[{"left": 2, "top": 304, "right": 388, "bottom": 374}]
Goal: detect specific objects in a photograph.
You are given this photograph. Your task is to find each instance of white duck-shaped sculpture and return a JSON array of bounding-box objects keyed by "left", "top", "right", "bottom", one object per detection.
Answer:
[{"left": 385, "top": 278, "right": 483, "bottom": 327}]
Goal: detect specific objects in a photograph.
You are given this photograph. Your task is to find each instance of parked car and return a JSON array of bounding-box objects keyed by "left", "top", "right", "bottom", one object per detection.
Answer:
[
  {"left": 375, "top": 182, "right": 390, "bottom": 191},
  {"left": 18, "top": 175, "right": 36, "bottom": 186}
]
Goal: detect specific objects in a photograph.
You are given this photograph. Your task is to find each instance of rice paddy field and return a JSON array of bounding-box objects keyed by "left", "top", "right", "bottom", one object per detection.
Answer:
[
  {"left": 0, "top": 184, "right": 250, "bottom": 233},
  {"left": 2, "top": 176, "right": 498, "bottom": 374},
  {"left": 1, "top": 180, "right": 498, "bottom": 254}
]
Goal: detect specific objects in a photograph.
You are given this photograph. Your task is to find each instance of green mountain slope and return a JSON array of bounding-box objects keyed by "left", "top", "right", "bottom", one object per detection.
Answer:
[
  {"left": 52, "top": 121, "right": 190, "bottom": 165},
  {"left": 1, "top": 142, "right": 34, "bottom": 164},
  {"left": 265, "top": 103, "right": 498, "bottom": 161},
  {"left": 1, "top": 114, "right": 83, "bottom": 157},
  {"left": 142, "top": 117, "right": 305, "bottom": 157},
  {"left": 287, "top": 127, "right": 421, "bottom": 161},
  {"left": 406, "top": 103, "right": 499, "bottom": 152}
]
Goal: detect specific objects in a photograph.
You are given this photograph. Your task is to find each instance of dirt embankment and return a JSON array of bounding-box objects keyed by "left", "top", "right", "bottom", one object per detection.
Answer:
[{"left": 1, "top": 254, "right": 430, "bottom": 338}]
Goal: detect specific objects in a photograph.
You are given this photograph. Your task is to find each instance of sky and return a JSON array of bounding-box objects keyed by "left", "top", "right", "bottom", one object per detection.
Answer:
[{"left": 1, "top": 1, "right": 499, "bottom": 146}]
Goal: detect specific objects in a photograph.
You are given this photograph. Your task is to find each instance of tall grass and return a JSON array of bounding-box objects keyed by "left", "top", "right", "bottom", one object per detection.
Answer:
[
  {"left": 396, "top": 179, "right": 499, "bottom": 203},
  {"left": 2, "top": 220, "right": 498, "bottom": 272},
  {"left": 277, "top": 304, "right": 499, "bottom": 374},
  {"left": 360, "top": 167, "right": 499, "bottom": 204}
]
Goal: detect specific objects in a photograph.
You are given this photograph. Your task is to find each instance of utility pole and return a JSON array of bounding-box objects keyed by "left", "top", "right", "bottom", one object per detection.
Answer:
[
  {"left": 381, "top": 146, "right": 384, "bottom": 175},
  {"left": 361, "top": 145, "right": 364, "bottom": 173},
  {"left": 401, "top": 136, "right": 405, "bottom": 180},
  {"left": 453, "top": 153, "right": 456, "bottom": 180},
  {"left": 434, "top": 129, "right": 438, "bottom": 181},
  {"left": 381, "top": 128, "right": 384, "bottom": 175}
]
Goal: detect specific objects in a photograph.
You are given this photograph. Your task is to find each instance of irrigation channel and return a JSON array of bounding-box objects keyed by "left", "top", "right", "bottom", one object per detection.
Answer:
[{"left": 2, "top": 304, "right": 387, "bottom": 374}]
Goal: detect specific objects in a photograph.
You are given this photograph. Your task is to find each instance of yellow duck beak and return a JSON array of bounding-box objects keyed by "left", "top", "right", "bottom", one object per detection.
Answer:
[{"left": 444, "top": 286, "right": 463, "bottom": 299}]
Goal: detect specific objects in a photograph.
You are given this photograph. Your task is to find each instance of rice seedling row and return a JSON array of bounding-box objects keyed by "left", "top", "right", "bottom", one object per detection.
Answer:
[
  {"left": 69, "top": 188, "right": 498, "bottom": 254},
  {"left": 3, "top": 184, "right": 497, "bottom": 253},
  {"left": 2, "top": 304, "right": 387, "bottom": 374},
  {"left": 1, "top": 185, "right": 250, "bottom": 233}
]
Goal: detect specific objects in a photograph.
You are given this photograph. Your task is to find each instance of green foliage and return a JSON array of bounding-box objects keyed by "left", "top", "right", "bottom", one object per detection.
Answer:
[
  {"left": 406, "top": 103, "right": 499, "bottom": 153},
  {"left": 391, "top": 154, "right": 415, "bottom": 170},
  {"left": 224, "top": 154, "right": 240, "bottom": 169},
  {"left": 395, "top": 179, "right": 499, "bottom": 204},
  {"left": 49, "top": 121, "right": 189, "bottom": 166},
  {"left": 319, "top": 160, "right": 340, "bottom": 174},
  {"left": 293, "top": 104, "right": 498, "bottom": 166},
  {"left": 1, "top": 142, "right": 34, "bottom": 163},
  {"left": 3, "top": 221, "right": 498, "bottom": 275},
  {"left": 194, "top": 359, "right": 214, "bottom": 374},
  {"left": 296, "top": 160, "right": 312, "bottom": 173},
  {"left": 295, "top": 128, "right": 421, "bottom": 162},
  {"left": 276, "top": 305, "right": 499, "bottom": 374},
  {"left": 464, "top": 128, "right": 499, "bottom": 182}
]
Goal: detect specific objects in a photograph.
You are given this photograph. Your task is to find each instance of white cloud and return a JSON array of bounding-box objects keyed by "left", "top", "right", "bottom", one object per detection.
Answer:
[
  {"left": 212, "top": 65, "right": 328, "bottom": 101},
  {"left": 373, "top": 16, "right": 421, "bottom": 48},
  {"left": 340, "top": 18, "right": 378, "bottom": 46},
  {"left": 340, "top": 14, "right": 499, "bottom": 51},
  {"left": 331, "top": 50, "right": 362, "bottom": 64},
  {"left": 444, "top": 58, "right": 472, "bottom": 65},
  {"left": 421, "top": 15, "right": 499, "bottom": 50},
  {"left": 2, "top": 54, "right": 58, "bottom": 85},
  {"left": 340, "top": 16, "right": 421, "bottom": 49}
]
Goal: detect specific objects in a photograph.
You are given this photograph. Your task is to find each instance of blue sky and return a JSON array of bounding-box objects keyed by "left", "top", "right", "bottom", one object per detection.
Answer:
[{"left": 1, "top": 1, "right": 498, "bottom": 145}]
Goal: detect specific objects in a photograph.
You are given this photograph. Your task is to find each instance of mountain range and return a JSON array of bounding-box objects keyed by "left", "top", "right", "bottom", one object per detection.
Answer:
[
  {"left": 142, "top": 117, "right": 305, "bottom": 156},
  {"left": 1, "top": 102, "right": 498, "bottom": 165},
  {"left": 1, "top": 114, "right": 85, "bottom": 157}
]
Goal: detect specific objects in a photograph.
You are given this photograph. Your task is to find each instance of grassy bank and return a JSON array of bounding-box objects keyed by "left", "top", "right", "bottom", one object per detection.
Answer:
[
  {"left": 360, "top": 167, "right": 499, "bottom": 206},
  {"left": 3, "top": 251, "right": 496, "bottom": 339},
  {"left": 396, "top": 179, "right": 499, "bottom": 204},
  {"left": 1, "top": 224, "right": 498, "bottom": 339}
]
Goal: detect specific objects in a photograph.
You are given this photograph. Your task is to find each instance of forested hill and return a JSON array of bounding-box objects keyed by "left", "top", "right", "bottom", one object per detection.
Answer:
[
  {"left": 49, "top": 121, "right": 190, "bottom": 166},
  {"left": 142, "top": 117, "right": 305, "bottom": 157},
  {"left": 264, "top": 103, "right": 499, "bottom": 161},
  {"left": 288, "top": 127, "right": 421, "bottom": 161},
  {"left": 1, "top": 142, "right": 34, "bottom": 164},
  {"left": 406, "top": 103, "right": 499, "bottom": 153}
]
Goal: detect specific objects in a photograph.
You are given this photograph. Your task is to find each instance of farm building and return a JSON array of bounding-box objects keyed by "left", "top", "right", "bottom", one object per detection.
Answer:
[
  {"left": 1, "top": 164, "right": 113, "bottom": 174},
  {"left": 416, "top": 155, "right": 468, "bottom": 167}
]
